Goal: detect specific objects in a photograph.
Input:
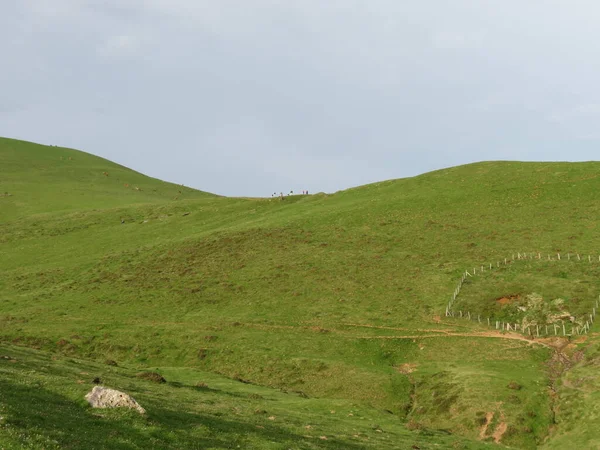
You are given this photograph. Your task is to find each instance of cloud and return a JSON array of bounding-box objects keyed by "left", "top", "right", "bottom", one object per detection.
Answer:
[
  {"left": 431, "top": 31, "right": 486, "bottom": 50},
  {"left": 97, "top": 34, "right": 142, "bottom": 58}
]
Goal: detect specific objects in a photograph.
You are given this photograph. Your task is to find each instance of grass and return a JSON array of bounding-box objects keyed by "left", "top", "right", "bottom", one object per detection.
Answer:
[
  {"left": 2, "top": 137, "right": 600, "bottom": 448},
  {"left": 0, "top": 343, "right": 495, "bottom": 449}
]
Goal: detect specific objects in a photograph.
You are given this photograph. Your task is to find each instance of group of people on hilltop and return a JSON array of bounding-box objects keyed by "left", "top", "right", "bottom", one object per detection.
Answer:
[{"left": 271, "top": 190, "right": 309, "bottom": 199}]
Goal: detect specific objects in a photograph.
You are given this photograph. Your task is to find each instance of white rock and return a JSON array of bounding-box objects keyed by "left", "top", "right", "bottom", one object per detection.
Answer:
[{"left": 85, "top": 386, "right": 146, "bottom": 414}]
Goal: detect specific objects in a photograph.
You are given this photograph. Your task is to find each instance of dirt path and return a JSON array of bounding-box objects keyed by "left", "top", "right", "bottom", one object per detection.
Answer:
[
  {"left": 239, "top": 321, "right": 553, "bottom": 347},
  {"left": 354, "top": 331, "right": 550, "bottom": 347}
]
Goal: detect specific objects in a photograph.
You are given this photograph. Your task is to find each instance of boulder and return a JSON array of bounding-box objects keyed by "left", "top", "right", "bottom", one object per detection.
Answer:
[{"left": 85, "top": 386, "right": 146, "bottom": 414}]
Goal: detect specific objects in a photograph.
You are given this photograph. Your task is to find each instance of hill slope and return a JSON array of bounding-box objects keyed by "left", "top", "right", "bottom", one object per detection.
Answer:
[
  {"left": 0, "top": 137, "right": 213, "bottom": 220},
  {"left": 2, "top": 137, "right": 600, "bottom": 448}
]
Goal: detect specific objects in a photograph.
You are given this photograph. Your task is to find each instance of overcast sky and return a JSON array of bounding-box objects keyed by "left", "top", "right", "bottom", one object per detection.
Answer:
[{"left": 2, "top": 1, "right": 600, "bottom": 196}]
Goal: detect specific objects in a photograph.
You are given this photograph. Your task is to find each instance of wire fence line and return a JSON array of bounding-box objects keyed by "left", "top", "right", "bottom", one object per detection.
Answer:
[{"left": 445, "top": 252, "right": 598, "bottom": 337}]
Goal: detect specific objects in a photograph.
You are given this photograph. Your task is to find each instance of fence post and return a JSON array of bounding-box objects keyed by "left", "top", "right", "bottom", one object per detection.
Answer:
[
  {"left": 563, "top": 323, "right": 566, "bottom": 336},
  {"left": 487, "top": 317, "right": 490, "bottom": 326},
  {"left": 558, "top": 253, "right": 561, "bottom": 260}
]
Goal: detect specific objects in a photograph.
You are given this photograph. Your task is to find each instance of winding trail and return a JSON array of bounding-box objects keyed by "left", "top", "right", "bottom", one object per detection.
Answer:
[{"left": 341, "top": 323, "right": 551, "bottom": 347}]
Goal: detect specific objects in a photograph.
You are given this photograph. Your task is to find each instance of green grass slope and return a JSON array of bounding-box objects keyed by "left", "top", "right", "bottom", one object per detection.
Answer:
[
  {"left": 0, "top": 343, "right": 495, "bottom": 449},
  {"left": 2, "top": 137, "right": 600, "bottom": 448},
  {"left": 0, "top": 137, "right": 213, "bottom": 220}
]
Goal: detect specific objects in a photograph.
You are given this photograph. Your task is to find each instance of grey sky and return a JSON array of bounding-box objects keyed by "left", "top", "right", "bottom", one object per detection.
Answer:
[{"left": 2, "top": 1, "right": 600, "bottom": 196}]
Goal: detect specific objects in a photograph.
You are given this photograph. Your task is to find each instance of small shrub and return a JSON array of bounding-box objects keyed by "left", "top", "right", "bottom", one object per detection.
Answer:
[
  {"left": 475, "top": 416, "right": 487, "bottom": 426},
  {"left": 507, "top": 381, "right": 522, "bottom": 390},
  {"left": 136, "top": 372, "right": 166, "bottom": 383}
]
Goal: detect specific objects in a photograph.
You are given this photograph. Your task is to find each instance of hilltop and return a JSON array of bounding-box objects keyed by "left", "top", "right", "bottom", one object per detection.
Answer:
[
  {"left": 0, "top": 137, "right": 213, "bottom": 220},
  {"left": 2, "top": 137, "right": 600, "bottom": 448}
]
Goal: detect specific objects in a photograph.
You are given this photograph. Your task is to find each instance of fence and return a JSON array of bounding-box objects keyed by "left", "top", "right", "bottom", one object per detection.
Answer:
[{"left": 446, "top": 252, "right": 598, "bottom": 337}]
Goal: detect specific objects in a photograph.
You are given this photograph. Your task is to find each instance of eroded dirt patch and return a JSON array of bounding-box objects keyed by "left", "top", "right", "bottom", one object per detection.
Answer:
[
  {"left": 395, "top": 363, "right": 417, "bottom": 374},
  {"left": 496, "top": 294, "right": 521, "bottom": 306},
  {"left": 493, "top": 412, "right": 508, "bottom": 443},
  {"left": 479, "top": 411, "right": 494, "bottom": 439}
]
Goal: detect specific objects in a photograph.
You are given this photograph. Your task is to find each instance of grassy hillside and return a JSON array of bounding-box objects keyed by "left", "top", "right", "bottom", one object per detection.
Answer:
[
  {"left": 0, "top": 342, "right": 496, "bottom": 449},
  {"left": 2, "top": 137, "right": 600, "bottom": 448},
  {"left": 0, "top": 137, "right": 212, "bottom": 220}
]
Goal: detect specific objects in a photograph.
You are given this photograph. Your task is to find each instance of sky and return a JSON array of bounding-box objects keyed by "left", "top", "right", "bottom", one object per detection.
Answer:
[{"left": 2, "top": 1, "right": 600, "bottom": 196}]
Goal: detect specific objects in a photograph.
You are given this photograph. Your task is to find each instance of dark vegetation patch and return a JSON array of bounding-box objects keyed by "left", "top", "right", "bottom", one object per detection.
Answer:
[{"left": 136, "top": 372, "right": 166, "bottom": 383}]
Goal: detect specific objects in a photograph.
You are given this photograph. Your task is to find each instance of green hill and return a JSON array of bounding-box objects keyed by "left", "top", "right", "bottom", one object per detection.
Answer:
[
  {"left": 0, "top": 137, "right": 213, "bottom": 220},
  {"left": 2, "top": 136, "right": 600, "bottom": 448}
]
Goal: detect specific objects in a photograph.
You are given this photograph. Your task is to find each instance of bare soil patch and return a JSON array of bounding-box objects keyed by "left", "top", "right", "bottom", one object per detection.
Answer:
[{"left": 496, "top": 294, "right": 521, "bottom": 306}]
